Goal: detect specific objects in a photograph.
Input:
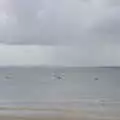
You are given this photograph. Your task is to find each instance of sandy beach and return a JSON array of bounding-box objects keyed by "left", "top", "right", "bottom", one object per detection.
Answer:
[
  {"left": 0, "top": 114, "right": 119, "bottom": 120},
  {"left": 0, "top": 107, "right": 119, "bottom": 120}
]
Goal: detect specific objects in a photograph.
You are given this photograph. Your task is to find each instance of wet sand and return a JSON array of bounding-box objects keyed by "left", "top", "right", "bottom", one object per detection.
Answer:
[
  {"left": 0, "top": 115, "right": 119, "bottom": 120},
  {"left": 0, "top": 108, "right": 119, "bottom": 120},
  {"left": 0, "top": 116, "right": 82, "bottom": 120}
]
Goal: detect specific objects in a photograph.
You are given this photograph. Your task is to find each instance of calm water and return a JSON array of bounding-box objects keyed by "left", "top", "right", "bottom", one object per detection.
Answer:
[{"left": 0, "top": 67, "right": 119, "bottom": 101}]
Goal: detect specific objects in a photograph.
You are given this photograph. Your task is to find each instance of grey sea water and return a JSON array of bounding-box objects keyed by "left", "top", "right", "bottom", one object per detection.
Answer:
[{"left": 0, "top": 67, "right": 120, "bottom": 118}]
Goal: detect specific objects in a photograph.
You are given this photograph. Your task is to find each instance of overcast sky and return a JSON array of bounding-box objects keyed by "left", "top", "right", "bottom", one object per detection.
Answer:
[
  {"left": 0, "top": 44, "right": 54, "bottom": 66},
  {"left": 0, "top": 0, "right": 120, "bottom": 66},
  {"left": 0, "top": 0, "right": 120, "bottom": 45},
  {"left": 0, "top": 44, "right": 119, "bottom": 66}
]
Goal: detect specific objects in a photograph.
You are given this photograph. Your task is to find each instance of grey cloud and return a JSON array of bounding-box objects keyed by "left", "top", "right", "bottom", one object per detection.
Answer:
[{"left": 0, "top": 0, "right": 120, "bottom": 45}]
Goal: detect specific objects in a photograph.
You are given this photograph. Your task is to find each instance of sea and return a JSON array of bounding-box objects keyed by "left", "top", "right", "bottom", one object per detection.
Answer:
[{"left": 0, "top": 66, "right": 119, "bottom": 119}]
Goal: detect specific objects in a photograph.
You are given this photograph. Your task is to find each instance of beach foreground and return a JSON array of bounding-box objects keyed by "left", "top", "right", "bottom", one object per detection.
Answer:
[
  {"left": 0, "top": 115, "right": 119, "bottom": 120},
  {"left": 0, "top": 108, "right": 119, "bottom": 120}
]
